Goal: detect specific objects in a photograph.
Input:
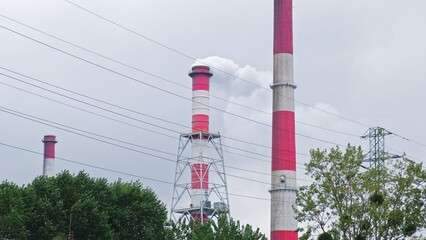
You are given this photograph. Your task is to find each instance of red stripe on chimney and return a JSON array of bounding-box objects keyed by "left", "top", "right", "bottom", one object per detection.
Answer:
[
  {"left": 274, "top": 0, "right": 293, "bottom": 54},
  {"left": 272, "top": 111, "right": 296, "bottom": 171}
]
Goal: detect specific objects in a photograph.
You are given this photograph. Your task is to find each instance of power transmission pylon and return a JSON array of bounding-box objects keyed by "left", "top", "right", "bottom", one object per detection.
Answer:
[
  {"left": 361, "top": 127, "right": 401, "bottom": 169},
  {"left": 361, "top": 126, "right": 403, "bottom": 187}
]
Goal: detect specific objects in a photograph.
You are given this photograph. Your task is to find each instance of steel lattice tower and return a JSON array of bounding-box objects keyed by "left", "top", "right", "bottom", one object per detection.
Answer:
[
  {"left": 362, "top": 127, "right": 400, "bottom": 169},
  {"left": 170, "top": 66, "right": 230, "bottom": 223}
]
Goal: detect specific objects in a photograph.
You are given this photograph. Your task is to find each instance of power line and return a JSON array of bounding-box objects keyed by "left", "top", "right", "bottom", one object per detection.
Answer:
[
  {"left": 2, "top": 67, "right": 279, "bottom": 153},
  {"left": 0, "top": 76, "right": 312, "bottom": 177},
  {"left": 0, "top": 23, "right": 390, "bottom": 186},
  {"left": 0, "top": 14, "right": 361, "bottom": 138},
  {"left": 0, "top": 64, "right": 352, "bottom": 157},
  {"left": 0, "top": 80, "right": 176, "bottom": 139},
  {"left": 0, "top": 68, "right": 368, "bottom": 184},
  {"left": 225, "top": 163, "right": 314, "bottom": 184},
  {"left": 62, "top": 0, "right": 268, "bottom": 91},
  {"left": 0, "top": 140, "right": 308, "bottom": 204},
  {"left": 0, "top": 141, "right": 174, "bottom": 185},
  {"left": 0, "top": 13, "right": 271, "bottom": 117},
  {"left": 6, "top": 102, "right": 307, "bottom": 177},
  {"left": 61, "top": 0, "right": 373, "bottom": 129},
  {"left": 3, "top": 76, "right": 307, "bottom": 179},
  {"left": 386, "top": 145, "right": 423, "bottom": 164},
  {"left": 0, "top": 105, "right": 312, "bottom": 184},
  {"left": 0, "top": 25, "right": 349, "bottom": 148},
  {"left": 3, "top": 76, "right": 417, "bottom": 200},
  {"left": 227, "top": 172, "right": 313, "bottom": 185},
  {"left": 0, "top": 71, "right": 312, "bottom": 166},
  {"left": 0, "top": 106, "right": 176, "bottom": 163},
  {"left": 3, "top": 136, "right": 420, "bottom": 206},
  {"left": 0, "top": 70, "right": 184, "bottom": 134},
  {"left": 392, "top": 132, "right": 426, "bottom": 148}
]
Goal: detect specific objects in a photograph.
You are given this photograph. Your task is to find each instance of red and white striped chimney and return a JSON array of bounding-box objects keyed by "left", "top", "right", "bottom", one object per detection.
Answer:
[
  {"left": 189, "top": 65, "right": 212, "bottom": 221},
  {"left": 270, "top": 0, "right": 298, "bottom": 239},
  {"left": 42, "top": 135, "right": 57, "bottom": 177}
]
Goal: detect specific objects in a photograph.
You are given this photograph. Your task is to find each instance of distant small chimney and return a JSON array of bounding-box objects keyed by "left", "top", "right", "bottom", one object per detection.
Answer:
[{"left": 42, "top": 135, "right": 57, "bottom": 177}]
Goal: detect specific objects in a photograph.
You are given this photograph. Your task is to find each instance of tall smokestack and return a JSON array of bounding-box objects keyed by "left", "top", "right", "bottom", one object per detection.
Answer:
[
  {"left": 189, "top": 65, "right": 213, "bottom": 222},
  {"left": 170, "top": 65, "right": 229, "bottom": 223},
  {"left": 42, "top": 135, "right": 57, "bottom": 177},
  {"left": 270, "top": 0, "right": 298, "bottom": 239}
]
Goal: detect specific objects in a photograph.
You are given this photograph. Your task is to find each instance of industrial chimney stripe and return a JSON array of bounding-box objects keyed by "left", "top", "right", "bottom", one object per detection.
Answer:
[
  {"left": 192, "top": 115, "right": 209, "bottom": 133},
  {"left": 189, "top": 65, "right": 212, "bottom": 217},
  {"left": 191, "top": 65, "right": 212, "bottom": 133},
  {"left": 272, "top": 112, "right": 296, "bottom": 171},
  {"left": 274, "top": 0, "right": 293, "bottom": 54},
  {"left": 191, "top": 163, "right": 209, "bottom": 189},
  {"left": 42, "top": 135, "right": 57, "bottom": 177},
  {"left": 192, "top": 75, "right": 210, "bottom": 91},
  {"left": 271, "top": 0, "right": 298, "bottom": 239},
  {"left": 271, "top": 231, "right": 298, "bottom": 239}
]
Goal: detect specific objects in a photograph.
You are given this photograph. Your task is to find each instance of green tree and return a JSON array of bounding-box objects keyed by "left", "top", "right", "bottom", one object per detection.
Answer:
[
  {"left": 1, "top": 171, "right": 168, "bottom": 239},
  {"left": 70, "top": 195, "right": 114, "bottom": 239},
  {"left": 169, "top": 214, "right": 267, "bottom": 240},
  {"left": 296, "top": 145, "right": 426, "bottom": 240},
  {"left": 22, "top": 176, "right": 67, "bottom": 239},
  {"left": 0, "top": 181, "right": 28, "bottom": 239},
  {"left": 109, "top": 180, "right": 168, "bottom": 239}
]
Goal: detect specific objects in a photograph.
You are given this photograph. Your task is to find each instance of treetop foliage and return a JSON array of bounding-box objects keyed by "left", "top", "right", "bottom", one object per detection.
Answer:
[
  {"left": 296, "top": 145, "right": 426, "bottom": 240},
  {"left": 0, "top": 171, "right": 267, "bottom": 240},
  {"left": 167, "top": 214, "right": 268, "bottom": 240},
  {"left": 0, "top": 171, "right": 167, "bottom": 240}
]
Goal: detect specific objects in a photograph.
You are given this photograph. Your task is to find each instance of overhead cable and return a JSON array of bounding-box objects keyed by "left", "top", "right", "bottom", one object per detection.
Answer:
[
  {"left": 0, "top": 14, "right": 360, "bottom": 138},
  {"left": 0, "top": 25, "right": 350, "bottom": 149},
  {"left": 0, "top": 105, "right": 313, "bottom": 184},
  {"left": 60, "top": 1, "right": 372, "bottom": 128},
  {"left": 0, "top": 138, "right": 309, "bottom": 204},
  {"left": 0, "top": 71, "right": 313, "bottom": 163}
]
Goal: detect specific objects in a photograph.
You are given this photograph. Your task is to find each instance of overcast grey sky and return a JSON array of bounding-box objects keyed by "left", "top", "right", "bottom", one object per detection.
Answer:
[{"left": 1, "top": 0, "right": 426, "bottom": 236}]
